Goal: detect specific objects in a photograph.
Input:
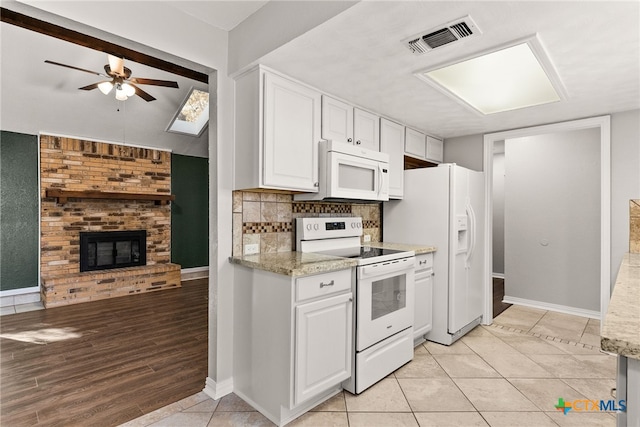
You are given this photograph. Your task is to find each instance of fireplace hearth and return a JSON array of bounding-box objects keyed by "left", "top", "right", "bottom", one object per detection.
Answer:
[{"left": 80, "top": 230, "right": 147, "bottom": 272}]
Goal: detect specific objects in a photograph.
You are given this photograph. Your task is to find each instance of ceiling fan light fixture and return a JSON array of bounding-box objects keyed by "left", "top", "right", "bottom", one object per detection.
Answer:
[
  {"left": 115, "top": 84, "right": 128, "bottom": 101},
  {"left": 98, "top": 81, "right": 114, "bottom": 95},
  {"left": 122, "top": 83, "right": 136, "bottom": 97}
]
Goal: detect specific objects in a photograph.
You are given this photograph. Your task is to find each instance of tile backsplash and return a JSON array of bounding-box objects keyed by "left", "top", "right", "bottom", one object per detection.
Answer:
[
  {"left": 232, "top": 190, "right": 381, "bottom": 256},
  {"left": 631, "top": 199, "right": 640, "bottom": 254}
]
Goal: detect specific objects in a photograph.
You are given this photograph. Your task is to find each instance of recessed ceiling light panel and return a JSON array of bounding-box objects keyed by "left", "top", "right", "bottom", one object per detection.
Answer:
[{"left": 415, "top": 36, "right": 567, "bottom": 114}]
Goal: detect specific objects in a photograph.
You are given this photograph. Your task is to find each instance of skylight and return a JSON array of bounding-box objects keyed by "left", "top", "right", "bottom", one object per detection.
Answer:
[
  {"left": 167, "top": 87, "right": 209, "bottom": 136},
  {"left": 416, "top": 37, "right": 565, "bottom": 115}
]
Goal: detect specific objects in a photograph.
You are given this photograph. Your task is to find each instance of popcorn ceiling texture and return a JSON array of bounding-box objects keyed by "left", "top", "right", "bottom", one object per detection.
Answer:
[{"left": 232, "top": 190, "right": 381, "bottom": 256}]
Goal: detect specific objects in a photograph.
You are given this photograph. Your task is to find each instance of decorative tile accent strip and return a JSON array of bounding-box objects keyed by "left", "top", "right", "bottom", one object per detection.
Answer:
[
  {"left": 242, "top": 222, "right": 293, "bottom": 234},
  {"left": 292, "top": 202, "right": 352, "bottom": 214},
  {"left": 363, "top": 220, "right": 379, "bottom": 229}
]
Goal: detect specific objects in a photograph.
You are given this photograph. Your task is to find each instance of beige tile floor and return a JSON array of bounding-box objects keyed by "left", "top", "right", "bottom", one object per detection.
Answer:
[{"left": 120, "top": 305, "right": 618, "bottom": 427}]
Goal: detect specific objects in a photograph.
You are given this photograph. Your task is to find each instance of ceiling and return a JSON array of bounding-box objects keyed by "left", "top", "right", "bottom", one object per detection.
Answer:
[
  {"left": 1, "top": 0, "right": 639, "bottom": 152},
  {"left": 258, "top": 1, "right": 640, "bottom": 138}
]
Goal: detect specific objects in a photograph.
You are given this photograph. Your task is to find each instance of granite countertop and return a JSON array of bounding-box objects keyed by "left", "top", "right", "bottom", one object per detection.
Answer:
[
  {"left": 601, "top": 252, "right": 640, "bottom": 360},
  {"left": 230, "top": 242, "right": 436, "bottom": 277},
  {"left": 229, "top": 252, "right": 357, "bottom": 277}
]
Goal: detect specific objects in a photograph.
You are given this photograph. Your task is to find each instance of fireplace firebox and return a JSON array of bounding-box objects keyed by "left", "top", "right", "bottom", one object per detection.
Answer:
[{"left": 79, "top": 230, "right": 147, "bottom": 272}]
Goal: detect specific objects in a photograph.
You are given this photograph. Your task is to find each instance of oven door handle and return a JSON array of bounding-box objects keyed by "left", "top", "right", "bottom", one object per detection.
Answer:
[{"left": 359, "top": 257, "right": 414, "bottom": 278}]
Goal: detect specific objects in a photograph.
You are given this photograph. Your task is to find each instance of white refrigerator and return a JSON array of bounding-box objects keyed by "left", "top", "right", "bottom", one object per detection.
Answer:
[{"left": 384, "top": 164, "right": 485, "bottom": 345}]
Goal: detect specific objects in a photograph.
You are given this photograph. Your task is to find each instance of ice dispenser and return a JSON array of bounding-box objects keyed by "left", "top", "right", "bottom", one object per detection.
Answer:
[{"left": 456, "top": 215, "right": 468, "bottom": 254}]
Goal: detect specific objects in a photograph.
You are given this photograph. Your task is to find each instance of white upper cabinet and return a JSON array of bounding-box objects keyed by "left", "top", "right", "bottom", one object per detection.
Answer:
[
  {"left": 321, "top": 96, "right": 353, "bottom": 144},
  {"left": 321, "top": 96, "right": 380, "bottom": 151},
  {"left": 235, "top": 66, "right": 321, "bottom": 192},
  {"left": 426, "top": 136, "right": 444, "bottom": 163},
  {"left": 353, "top": 108, "right": 380, "bottom": 151},
  {"left": 405, "top": 128, "right": 426, "bottom": 159},
  {"left": 380, "top": 118, "right": 404, "bottom": 199},
  {"left": 405, "top": 128, "right": 443, "bottom": 164}
]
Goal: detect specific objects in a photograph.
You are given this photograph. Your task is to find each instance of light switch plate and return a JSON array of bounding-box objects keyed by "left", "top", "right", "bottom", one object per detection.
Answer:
[
  {"left": 363, "top": 234, "right": 371, "bottom": 242},
  {"left": 244, "top": 243, "right": 259, "bottom": 255}
]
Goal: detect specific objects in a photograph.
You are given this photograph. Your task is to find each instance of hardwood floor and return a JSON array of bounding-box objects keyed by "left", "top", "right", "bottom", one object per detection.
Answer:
[
  {"left": 0, "top": 279, "right": 208, "bottom": 427},
  {"left": 493, "top": 277, "right": 511, "bottom": 318}
]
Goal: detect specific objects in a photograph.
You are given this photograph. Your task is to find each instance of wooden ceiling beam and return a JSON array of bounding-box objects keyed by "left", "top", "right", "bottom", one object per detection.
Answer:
[{"left": 1, "top": 7, "right": 209, "bottom": 84}]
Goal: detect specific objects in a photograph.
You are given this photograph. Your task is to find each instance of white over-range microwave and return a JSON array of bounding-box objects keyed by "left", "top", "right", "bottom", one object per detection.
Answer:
[{"left": 295, "top": 140, "right": 390, "bottom": 202}]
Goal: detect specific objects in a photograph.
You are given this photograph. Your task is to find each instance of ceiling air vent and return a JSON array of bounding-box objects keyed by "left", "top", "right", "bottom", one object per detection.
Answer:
[{"left": 402, "top": 16, "right": 481, "bottom": 55}]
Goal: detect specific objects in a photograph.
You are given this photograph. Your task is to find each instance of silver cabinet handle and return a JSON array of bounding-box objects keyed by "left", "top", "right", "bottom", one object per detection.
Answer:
[
  {"left": 356, "top": 140, "right": 361, "bottom": 145},
  {"left": 347, "top": 137, "right": 353, "bottom": 143},
  {"left": 314, "top": 182, "right": 319, "bottom": 187},
  {"left": 319, "top": 280, "right": 335, "bottom": 288}
]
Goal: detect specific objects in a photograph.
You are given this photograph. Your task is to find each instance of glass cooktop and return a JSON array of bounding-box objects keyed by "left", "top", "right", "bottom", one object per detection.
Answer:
[{"left": 317, "top": 246, "right": 409, "bottom": 260}]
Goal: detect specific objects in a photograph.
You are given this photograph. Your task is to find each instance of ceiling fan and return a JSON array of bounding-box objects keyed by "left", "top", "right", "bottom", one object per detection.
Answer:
[{"left": 44, "top": 54, "right": 179, "bottom": 102}]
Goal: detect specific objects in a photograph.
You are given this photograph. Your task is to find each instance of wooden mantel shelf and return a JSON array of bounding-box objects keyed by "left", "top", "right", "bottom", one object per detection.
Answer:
[{"left": 45, "top": 189, "right": 175, "bottom": 205}]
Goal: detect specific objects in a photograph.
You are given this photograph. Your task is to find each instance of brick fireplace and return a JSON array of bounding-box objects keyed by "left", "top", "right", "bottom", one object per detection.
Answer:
[{"left": 39, "top": 135, "right": 181, "bottom": 308}]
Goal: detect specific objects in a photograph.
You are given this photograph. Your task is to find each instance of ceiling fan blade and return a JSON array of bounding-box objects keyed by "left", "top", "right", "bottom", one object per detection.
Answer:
[
  {"left": 45, "top": 60, "right": 105, "bottom": 77},
  {"left": 130, "top": 84, "right": 156, "bottom": 102},
  {"left": 108, "top": 54, "right": 125, "bottom": 77},
  {"left": 129, "top": 78, "right": 179, "bottom": 88},
  {"left": 78, "top": 82, "right": 100, "bottom": 91}
]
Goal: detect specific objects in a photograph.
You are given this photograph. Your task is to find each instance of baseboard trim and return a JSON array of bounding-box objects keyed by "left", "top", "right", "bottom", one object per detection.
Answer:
[
  {"left": 203, "top": 376, "right": 233, "bottom": 400},
  {"left": 502, "top": 295, "right": 600, "bottom": 319},
  {"left": 181, "top": 266, "right": 209, "bottom": 281},
  {"left": 492, "top": 273, "right": 505, "bottom": 279},
  {"left": 0, "top": 286, "right": 40, "bottom": 298}
]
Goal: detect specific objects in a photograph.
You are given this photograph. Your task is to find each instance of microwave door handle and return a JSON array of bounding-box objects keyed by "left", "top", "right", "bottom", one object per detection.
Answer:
[{"left": 377, "top": 163, "right": 382, "bottom": 197}]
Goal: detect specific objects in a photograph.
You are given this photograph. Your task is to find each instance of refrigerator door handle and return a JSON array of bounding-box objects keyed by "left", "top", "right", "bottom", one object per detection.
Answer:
[{"left": 465, "top": 202, "right": 476, "bottom": 268}]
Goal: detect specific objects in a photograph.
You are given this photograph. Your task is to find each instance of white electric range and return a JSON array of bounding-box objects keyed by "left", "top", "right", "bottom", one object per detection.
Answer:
[{"left": 296, "top": 216, "right": 415, "bottom": 394}]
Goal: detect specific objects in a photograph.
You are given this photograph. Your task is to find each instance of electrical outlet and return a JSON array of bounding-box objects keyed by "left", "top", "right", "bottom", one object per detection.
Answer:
[
  {"left": 363, "top": 234, "right": 371, "bottom": 242},
  {"left": 244, "top": 243, "right": 259, "bottom": 255}
]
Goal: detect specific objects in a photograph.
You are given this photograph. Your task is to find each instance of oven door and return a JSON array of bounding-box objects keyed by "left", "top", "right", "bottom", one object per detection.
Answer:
[
  {"left": 327, "top": 151, "right": 389, "bottom": 201},
  {"left": 356, "top": 257, "right": 415, "bottom": 351}
]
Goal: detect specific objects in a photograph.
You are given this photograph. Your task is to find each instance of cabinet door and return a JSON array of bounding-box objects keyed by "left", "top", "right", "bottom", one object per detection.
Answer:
[
  {"left": 380, "top": 118, "right": 404, "bottom": 199},
  {"left": 405, "top": 128, "right": 426, "bottom": 159},
  {"left": 264, "top": 72, "right": 321, "bottom": 191},
  {"left": 353, "top": 108, "right": 380, "bottom": 151},
  {"left": 426, "top": 136, "right": 444, "bottom": 163},
  {"left": 413, "top": 270, "right": 433, "bottom": 339},
  {"left": 321, "top": 96, "right": 353, "bottom": 144},
  {"left": 295, "top": 293, "right": 352, "bottom": 405}
]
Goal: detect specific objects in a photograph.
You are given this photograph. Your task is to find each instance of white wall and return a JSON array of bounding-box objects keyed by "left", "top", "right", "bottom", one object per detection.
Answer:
[
  {"left": 610, "top": 109, "right": 640, "bottom": 285},
  {"left": 228, "top": 1, "right": 358, "bottom": 75},
  {"left": 444, "top": 109, "right": 640, "bottom": 292},
  {"left": 504, "top": 128, "right": 601, "bottom": 312},
  {"left": 443, "top": 134, "right": 484, "bottom": 171}
]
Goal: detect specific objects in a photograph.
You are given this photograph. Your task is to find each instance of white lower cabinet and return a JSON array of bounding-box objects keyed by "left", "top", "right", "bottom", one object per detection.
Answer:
[
  {"left": 295, "top": 293, "right": 352, "bottom": 405},
  {"left": 233, "top": 266, "right": 353, "bottom": 426},
  {"left": 413, "top": 253, "right": 434, "bottom": 343}
]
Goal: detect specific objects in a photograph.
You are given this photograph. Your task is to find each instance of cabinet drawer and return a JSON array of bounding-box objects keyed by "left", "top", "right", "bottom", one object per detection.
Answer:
[
  {"left": 415, "top": 253, "right": 433, "bottom": 271},
  {"left": 296, "top": 269, "right": 351, "bottom": 302}
]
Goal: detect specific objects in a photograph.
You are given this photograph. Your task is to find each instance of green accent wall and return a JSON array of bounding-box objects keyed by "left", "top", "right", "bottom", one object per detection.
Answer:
[
  {"left": 171, "top": 154, "right": 209, "bottom": 268},
  {"left": 1, "top": 131, "right": 39, "bottom": 291}
]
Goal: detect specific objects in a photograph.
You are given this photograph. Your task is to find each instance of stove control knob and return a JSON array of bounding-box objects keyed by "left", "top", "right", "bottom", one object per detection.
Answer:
[
  {"left": 358, "top": 223, "right": 362, "bottom": 228},
  {"left": 306, "top": 224, "right": 312, "bottom": 231},
  {"left": 351, "top": 222, "right": 356, "bottom": 229},
  {"left": 313, "top": 224, "right": 319, "bottom": 230}
]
